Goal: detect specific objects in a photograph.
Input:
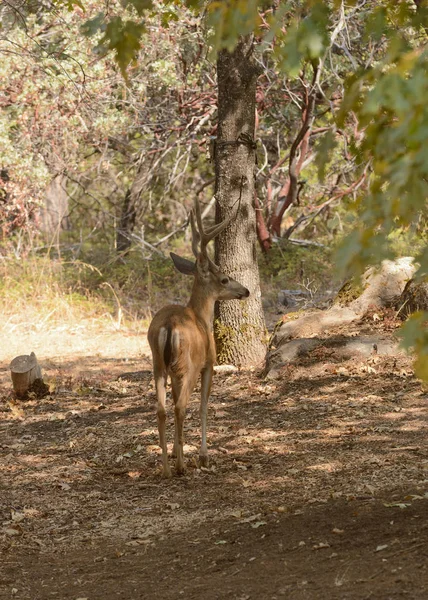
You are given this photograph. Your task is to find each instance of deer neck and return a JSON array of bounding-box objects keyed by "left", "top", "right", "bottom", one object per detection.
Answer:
[{"left": 187, "top": 282, "right": 216, "bottom": 330}]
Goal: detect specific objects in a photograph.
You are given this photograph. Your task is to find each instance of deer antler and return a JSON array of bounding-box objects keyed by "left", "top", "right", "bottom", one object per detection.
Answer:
[
  {"left": 190, "top": 198, "right": 239, "bottom": 268},
  {"left": 190, "top": 210, "right": 201, "bottom": 259}
]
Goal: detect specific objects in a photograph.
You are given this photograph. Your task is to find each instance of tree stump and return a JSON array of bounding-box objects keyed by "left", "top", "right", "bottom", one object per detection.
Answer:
[
  {"left": 335, "top": 257, "right": 416, "bottom": 313},
  {"left": 397, "top": 279, "right": 428, "bottom": 317},
  {"left": 9, "top": 352, "right": 43, "bottom": 399}
]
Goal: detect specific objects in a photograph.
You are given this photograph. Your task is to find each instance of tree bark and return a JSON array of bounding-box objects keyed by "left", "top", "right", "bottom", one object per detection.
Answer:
[
  {"left": 39, "top": 174, "right": 70, "bottom": 235},
  {"left": 116, "top": 157, "right": 150, "bottom": 253},
  {"left": 214, "top": 36, "right": 267, "bottom": 367},
  {"left": 254, "top": 192, "right": 272, "bottom": 253},
  {"left": 116, "top": 188, "right": 136, "bottom": 253}
]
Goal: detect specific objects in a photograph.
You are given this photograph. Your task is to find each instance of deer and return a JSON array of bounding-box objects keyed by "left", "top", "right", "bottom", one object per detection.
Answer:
[{"left": 148, "top": 199, "right": 250, "bottom": 477}]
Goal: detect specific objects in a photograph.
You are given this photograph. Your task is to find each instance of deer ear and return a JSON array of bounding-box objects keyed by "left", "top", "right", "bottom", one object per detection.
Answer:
[{"left": 170, "top": 252, "right": 196, "bottom": 276}]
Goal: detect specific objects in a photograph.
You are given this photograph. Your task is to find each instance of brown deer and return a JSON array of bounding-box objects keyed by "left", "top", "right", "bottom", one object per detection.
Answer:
[{"left": 148, "top": 199, "right": 250, "bottom": 477}]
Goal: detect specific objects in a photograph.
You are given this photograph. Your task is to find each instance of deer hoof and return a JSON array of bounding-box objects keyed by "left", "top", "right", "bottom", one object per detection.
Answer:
[
  {"left": 161, "top": 465, "right": 172, "bottom": 478},
  {"left": 199, "top": 454, "right": 209, "bottom": 468}
]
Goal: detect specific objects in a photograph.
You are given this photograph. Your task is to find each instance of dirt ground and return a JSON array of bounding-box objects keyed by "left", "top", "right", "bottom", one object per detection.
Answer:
[{"left": 1, "top": 315, "right": 428, "bottom": 600}]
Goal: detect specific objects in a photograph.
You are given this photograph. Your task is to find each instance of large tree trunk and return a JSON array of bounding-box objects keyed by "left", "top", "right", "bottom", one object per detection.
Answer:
[{"left": 214, "top": 36, "right": 266, "bottom": 367}]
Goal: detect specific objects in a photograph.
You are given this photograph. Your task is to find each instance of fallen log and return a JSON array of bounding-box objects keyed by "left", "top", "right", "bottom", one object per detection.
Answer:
[{"left": 265, "top": 257, "right": 416, "bottom": 378}]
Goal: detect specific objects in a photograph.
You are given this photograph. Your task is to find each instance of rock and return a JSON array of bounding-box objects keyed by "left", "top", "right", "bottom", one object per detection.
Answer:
[
  {"left": 277, "top": 289, "right": 307, "bottom": 308},
  {"left": 214, "top": 364, "right": 238, "bottom": 373},
  {"left": 348, "top": 257, "right": 415, "bottom": 314}
]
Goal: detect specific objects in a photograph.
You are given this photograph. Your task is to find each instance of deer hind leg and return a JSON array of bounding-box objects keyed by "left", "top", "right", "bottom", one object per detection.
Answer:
[
  {"left": 199, "top": 365, "right": 213, "bottom": 468},
  {"left": 171, "top": 378, "right": 186, "bottom": 475},
  {"left": 155, "top": 369, "right": 171, "bottom": 478},
  {"left": 171, "top": 374, "right": 198, "bottom": 475},
  {"left": 171, "top": 411, "right": 179, "bottom": 459}
]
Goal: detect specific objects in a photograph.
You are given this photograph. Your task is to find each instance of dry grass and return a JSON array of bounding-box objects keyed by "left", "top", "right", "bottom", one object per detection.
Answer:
[{"left": 0, "top": 254, "right": 155, "bottom": 336}]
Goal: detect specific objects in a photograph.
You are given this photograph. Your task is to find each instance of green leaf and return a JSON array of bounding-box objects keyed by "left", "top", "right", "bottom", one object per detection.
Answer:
[
  {"left": 53, "top": 0, "right": 85, "bottom": 9},
  {"left": 414, "top": 353, "right": 428, "bottom": 381},
  {"left": 364, "top": 6, "right": 388, "bottom": 42},
  {"left": 414, "top": 247, "right": 428, "bottom": 280},
  {"left": 161, "top": 10, "right": 179, "bottom": 27},
  {"left": 275, "top": 2, "right": 330, "bottom": 76},
  {"left": 206, "top": 0, "right": 261, "bottom": 53},
  {"left": 124, "top": 0, "right": 154, "bottom": 17},
  {"left": 99, "top": 17, "right": 146, "bottom": 77},
  {"left": 398, "top": 311, "right": 428, "bottom": 381},
  {"left": 314, "top": 130, "right": 337, "bottom": 182},
  {"left": 81, "top": 12, "right": 106, "bottom": 37}
]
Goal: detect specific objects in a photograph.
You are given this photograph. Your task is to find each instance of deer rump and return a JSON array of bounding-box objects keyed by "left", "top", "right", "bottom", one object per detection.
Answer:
[{"left": 150, "top": 307, "right": 215, "bottom": 378}]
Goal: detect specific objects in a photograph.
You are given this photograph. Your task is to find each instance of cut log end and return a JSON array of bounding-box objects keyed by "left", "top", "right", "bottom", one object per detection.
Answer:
[{"left": 9, "top": 352, "right": 46, "bottom": 399}]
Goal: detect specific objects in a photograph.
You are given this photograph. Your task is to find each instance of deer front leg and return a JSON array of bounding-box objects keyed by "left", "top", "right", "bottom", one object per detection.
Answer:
[
  {"left": 155, "top": 371, "right": 171, "bottom": 478},
  {"left": 199, "top": 365, "right": 213, "bottom": 468}
]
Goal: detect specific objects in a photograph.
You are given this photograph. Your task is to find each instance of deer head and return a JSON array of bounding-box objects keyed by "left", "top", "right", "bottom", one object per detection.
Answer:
[{"left": 170, "top": 199, "right": 250, "bottom": 301}]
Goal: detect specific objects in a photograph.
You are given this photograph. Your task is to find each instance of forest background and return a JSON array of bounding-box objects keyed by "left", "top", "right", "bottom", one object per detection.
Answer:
[{"left": 0, "top": 0, "right": 427, "bottom": 376}]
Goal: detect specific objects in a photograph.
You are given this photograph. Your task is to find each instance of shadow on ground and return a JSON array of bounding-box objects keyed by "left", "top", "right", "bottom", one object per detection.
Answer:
[{"left": 1, "top": 331, "right": 427, "bottom": 599}]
